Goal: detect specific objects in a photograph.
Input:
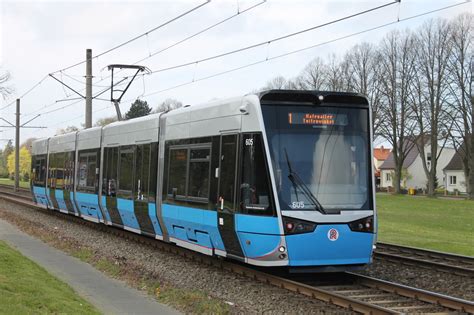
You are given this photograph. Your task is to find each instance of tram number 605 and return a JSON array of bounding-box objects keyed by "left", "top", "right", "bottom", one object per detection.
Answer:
[
  {"left": 245, "top": 138, "right": 254, "bottom": 146},
  {"left": 291, "top": 201, "right": 305, "bottom": 209}
]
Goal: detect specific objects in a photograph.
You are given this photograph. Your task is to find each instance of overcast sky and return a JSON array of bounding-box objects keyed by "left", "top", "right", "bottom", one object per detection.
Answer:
[{"left": 0, "top": 0, "right": 471, "bottom": 143}]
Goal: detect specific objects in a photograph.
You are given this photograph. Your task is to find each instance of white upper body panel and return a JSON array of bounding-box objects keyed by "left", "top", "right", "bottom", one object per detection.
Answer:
[
  {"left": 162, "top": 94, "right": 263, "bottom": 141},
  {"left": 102, "top": 113, "right": 160, "bottom": 146},
  {"left": 31, "top": 138, "right": 49, "bottom": 155},
  {"left": 48, "top": 132, "right": 76, "bottom": 153},
  {"left": 76, "top": 127, "right": 101, "bottom": 151}
]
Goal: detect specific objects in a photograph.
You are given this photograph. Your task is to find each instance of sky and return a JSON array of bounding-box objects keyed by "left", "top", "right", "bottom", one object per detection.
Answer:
[{"left": 0, "top": 0, "right": 472, "bottom": 144}]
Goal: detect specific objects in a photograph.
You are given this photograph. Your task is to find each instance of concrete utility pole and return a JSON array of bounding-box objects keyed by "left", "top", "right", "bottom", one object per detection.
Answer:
[
  {"left": 15, "top": 99, "right": 20, "bottom": 191},
  {"left": 85, "top": 48, "right": 92, "bottom": 128}
]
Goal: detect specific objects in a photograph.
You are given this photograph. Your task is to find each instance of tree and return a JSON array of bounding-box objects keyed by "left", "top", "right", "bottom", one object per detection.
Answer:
[
  {"left": 377, "top": 30, "right": 417, "bottom": 194},
  {"left": 94, "top": 116, "right": 118, "bottom": 127},
  {"left": 21, "top": 137, "right": 37, "bottom": 153},
  {"left": 125, "top": 99, "right": 152, "bottom": 119},
  {"left": 261, "top": 76, "right": 289, "bottom": 90},
  {"left": 0, "top": 69, "right": 13, "bottom": 99},
  {"left": 7, "top": 146, "right": 31, "bottom": 181},
  {"left": 0, "top": 149, "right": 7, "bottom": 177},
  {"left": 411, "top": 18, "right": 453, "bottom": 196},
  {"left": 56, "top": 125, "right": 79, "bottom": 135},
  {"left": 445, "top": 13, "right": 473, "bottom": 199},
  {"left": 344, "top": 43, "right": 384, "bottom": 137},
  {"left": 2, "top": 140, "right": 14, "bottom": 172},
  {"left": 153, "top": 98, "right": 183, "bottom": 113},
  {"left": 295, "top": 57, "right": 327, "bottom": 90}
]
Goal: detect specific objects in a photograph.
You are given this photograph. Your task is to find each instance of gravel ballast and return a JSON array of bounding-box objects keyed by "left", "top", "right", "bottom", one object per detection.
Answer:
[
  {"left": 0, "top": 200, "right": 349, "bottom": 314},
  {"left": 0, "top": 199, "right": 471, "bottom": 313}
]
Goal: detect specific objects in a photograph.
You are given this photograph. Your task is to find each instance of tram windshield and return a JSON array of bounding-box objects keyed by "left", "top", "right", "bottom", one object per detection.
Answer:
[{"left": 262, "top": 104, "right": 372, "bottom": 212}]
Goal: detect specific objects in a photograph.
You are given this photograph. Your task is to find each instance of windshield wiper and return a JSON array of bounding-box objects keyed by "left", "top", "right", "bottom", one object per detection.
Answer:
[{"left": 284, "top": 149, "right": 326, "bottom": 214}]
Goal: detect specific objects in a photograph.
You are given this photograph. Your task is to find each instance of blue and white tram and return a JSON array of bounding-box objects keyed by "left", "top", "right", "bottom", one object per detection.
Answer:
[{"left": 31, "top": 90, "right": 376, "bottom": 270}]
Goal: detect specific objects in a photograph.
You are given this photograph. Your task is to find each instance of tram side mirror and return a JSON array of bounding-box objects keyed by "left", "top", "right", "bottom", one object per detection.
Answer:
[{"left": 172, "top": 188, "right": 177, "bottom": 200}]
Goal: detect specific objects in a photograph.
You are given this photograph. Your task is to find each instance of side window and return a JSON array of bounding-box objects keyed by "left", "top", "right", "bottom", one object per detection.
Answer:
[
  {"left": 239, "top": 134, "right": 274, "bottom": 216},
  {"left": 32, "top": 154, "right": 46, "bottom": 187},
  {"left": 118, "top": 147, "right": 134, "bottom": 199},
  {"left": 166, "top": 144, "right": 212, "bottom": 207},
  {"left": 149, "top": 142, "right": 158, "bottom": 202},
  {"left": 136, "top": 144, "right": 151, "bottom": 201},
  {"left": 77, "top": 150, "right": 98, "bottom": 193},
  {"left": 168, "top": 148, "right": 187, "bottom": 200},
  {"left": 219, "top": 135, "right": 238, "bottom": 211},
  {"left": 188, "top": 147, "right": 210, "bottom": 201},
  {"left": 103, "top": 147, "right": 118, "bottom": 197},
  {"left": 63, "top": 152, "right": 75, "bottom": 191}
]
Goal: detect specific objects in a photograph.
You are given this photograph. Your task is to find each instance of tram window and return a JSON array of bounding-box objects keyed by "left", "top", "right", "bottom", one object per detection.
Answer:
[
  {"left": 77, "top": 150, "right": 98, "bottom": 193},
  {"left": 240, "top": 134, "right": 274, "bottom": 216},
  {"left": 149, "top": 142, "right": 158, "bottom": 202},
  {"left": 188, "top": 148, "right": 210, "bottom": 201},
  {"left": 118, "top": 147, "right": 134, "bottom": 199},
  {"left": 136, "top": 144, "right": 151, "bottom": 201},
  {"left": 63, "top": 152, "right": 74, "bottom": 191},
  {"left": 168, "top": 148, "right": 187, "bottom": 199},
  {"left": 49, "top": 153, "right": 66, "bottom": 190},
  {"left": 32, "top": 155, "right": 47, "bottom": 187},
  {"left": 103, "top": 147, "right": 119, "bottom": 197},
  {"left": 220, "top": 135, "right": 238, "bottom": 211}
]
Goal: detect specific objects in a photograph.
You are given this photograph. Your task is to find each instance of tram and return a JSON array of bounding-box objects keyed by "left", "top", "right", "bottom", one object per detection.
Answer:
[{"left": 31, "top": 90, "right": 376, "bottom": 271}]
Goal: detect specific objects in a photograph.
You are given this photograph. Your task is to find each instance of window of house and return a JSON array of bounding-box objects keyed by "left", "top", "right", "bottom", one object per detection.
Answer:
[
  {"left": 385, "top": 173, "right": 391, "bottom": 181},
  {"left": 449, "top": 176, "right": 457, "bottom": 185}
]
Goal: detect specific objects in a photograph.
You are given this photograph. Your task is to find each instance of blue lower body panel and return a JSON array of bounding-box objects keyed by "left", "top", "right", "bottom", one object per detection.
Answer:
[
  {"left": 162, "top": 204, "right": 225, "bottom": 251},
  {"left": 148, "top": 203, "right": 162, "bottom": 237},
  {"left": 235, "top": 214, "right": 281, "bottom": 259},
  {"left": 285, "top": 224, "right": 374, "bottom": 266},
  {"left": 75, "top": 192, "right": 103, "bottom": 221},
  {"left": 117, "top": 198, "right": 140, "bottom": 231},
  {"left": 32, "top": 186, "right": 49, "bottom": 207}
]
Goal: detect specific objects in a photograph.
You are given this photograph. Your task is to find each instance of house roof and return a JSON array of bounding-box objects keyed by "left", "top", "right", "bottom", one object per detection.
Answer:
[
  {"left": 444, "top": 151, "right": 464, "bottom": 171},
  {"left": 444, "top": 137, "right": 471, "bottom": 171},
  {"left": 379, "top": 137, "right": 429, "bottom": 170},
  {"left": 374, "top": 147, "right": 391, "bottom": 161}
]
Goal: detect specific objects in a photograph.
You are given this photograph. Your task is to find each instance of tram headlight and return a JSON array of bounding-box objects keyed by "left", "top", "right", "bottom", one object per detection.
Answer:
[
  {"left": 282, "top": 217, "right": 316, "bottom": 235},
  {"left": 348, "top": 216, "right": 374, "bottom": 233}
]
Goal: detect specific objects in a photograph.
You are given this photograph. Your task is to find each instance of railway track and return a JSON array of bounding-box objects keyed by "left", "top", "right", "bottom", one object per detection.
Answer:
[
  {"left": 376, "top": 242, "right": 474, "bottom": 278},
  {"left": 0, "top": 189, "right": 473, "bottom": 314}
]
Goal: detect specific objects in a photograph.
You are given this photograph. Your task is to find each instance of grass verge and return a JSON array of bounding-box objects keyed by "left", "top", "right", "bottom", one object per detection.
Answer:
[
  {"left": 0, "top": 210, "right": 230, "bottom": 315},
  {"left": 376, "top": 194, "right": 474, "bottom": 256},
  {"left": 0, "top": 178, "right": 30, "bottom": 189},
  {"left": 0, "top": 240, "right": 100, "bottom": 315}
]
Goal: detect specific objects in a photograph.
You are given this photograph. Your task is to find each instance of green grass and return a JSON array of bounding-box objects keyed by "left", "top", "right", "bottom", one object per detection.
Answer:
[
  {"left": 0, "top": 178, "right": 30, "bottom": 189},
  {"left": 376, "top": 194, "right": 474, "bottom": 256},
  {"left": 0, "top": 241, "right": 100, "bottom": 315}
]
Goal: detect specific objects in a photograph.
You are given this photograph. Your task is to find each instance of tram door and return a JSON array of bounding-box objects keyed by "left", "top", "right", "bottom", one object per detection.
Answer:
[{"left": 217, "top": 134, "right": 244, "bottom": 259}]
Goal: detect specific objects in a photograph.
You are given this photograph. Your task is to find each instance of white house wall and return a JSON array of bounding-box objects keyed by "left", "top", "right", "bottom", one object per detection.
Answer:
[
  {"left": 380, "top": 169, "right": 392, "bottom": 188},
  {"left": 444, "top": 170, "right": 466, "bottom": 193},
  {"left": 380, "top": 146, "right": 455, "bottom": 190}
]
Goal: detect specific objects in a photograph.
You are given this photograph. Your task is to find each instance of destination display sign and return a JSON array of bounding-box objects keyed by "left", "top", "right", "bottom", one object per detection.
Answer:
[{"left": 287, "top": 112, "right": 348, "bottom": 126}]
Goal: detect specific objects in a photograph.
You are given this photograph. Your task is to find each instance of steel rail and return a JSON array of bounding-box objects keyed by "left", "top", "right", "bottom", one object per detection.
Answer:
[
  {"left": 375, "top": 242, "right": 474, "bottom": 278},
  {"left": 0, "top": 192, "right": 473, "bottom": 314}
]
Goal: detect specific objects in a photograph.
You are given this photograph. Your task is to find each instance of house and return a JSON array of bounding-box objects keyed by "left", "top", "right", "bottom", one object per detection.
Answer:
[
  {"left": 373, "top": 146, "right": 391, "bottom": 188},
  {"left": 443, "top": 147, "right": 467, "bottom": 193},
  {"left": 379, "top": 139, "right": 455, "bottom": 190}
]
